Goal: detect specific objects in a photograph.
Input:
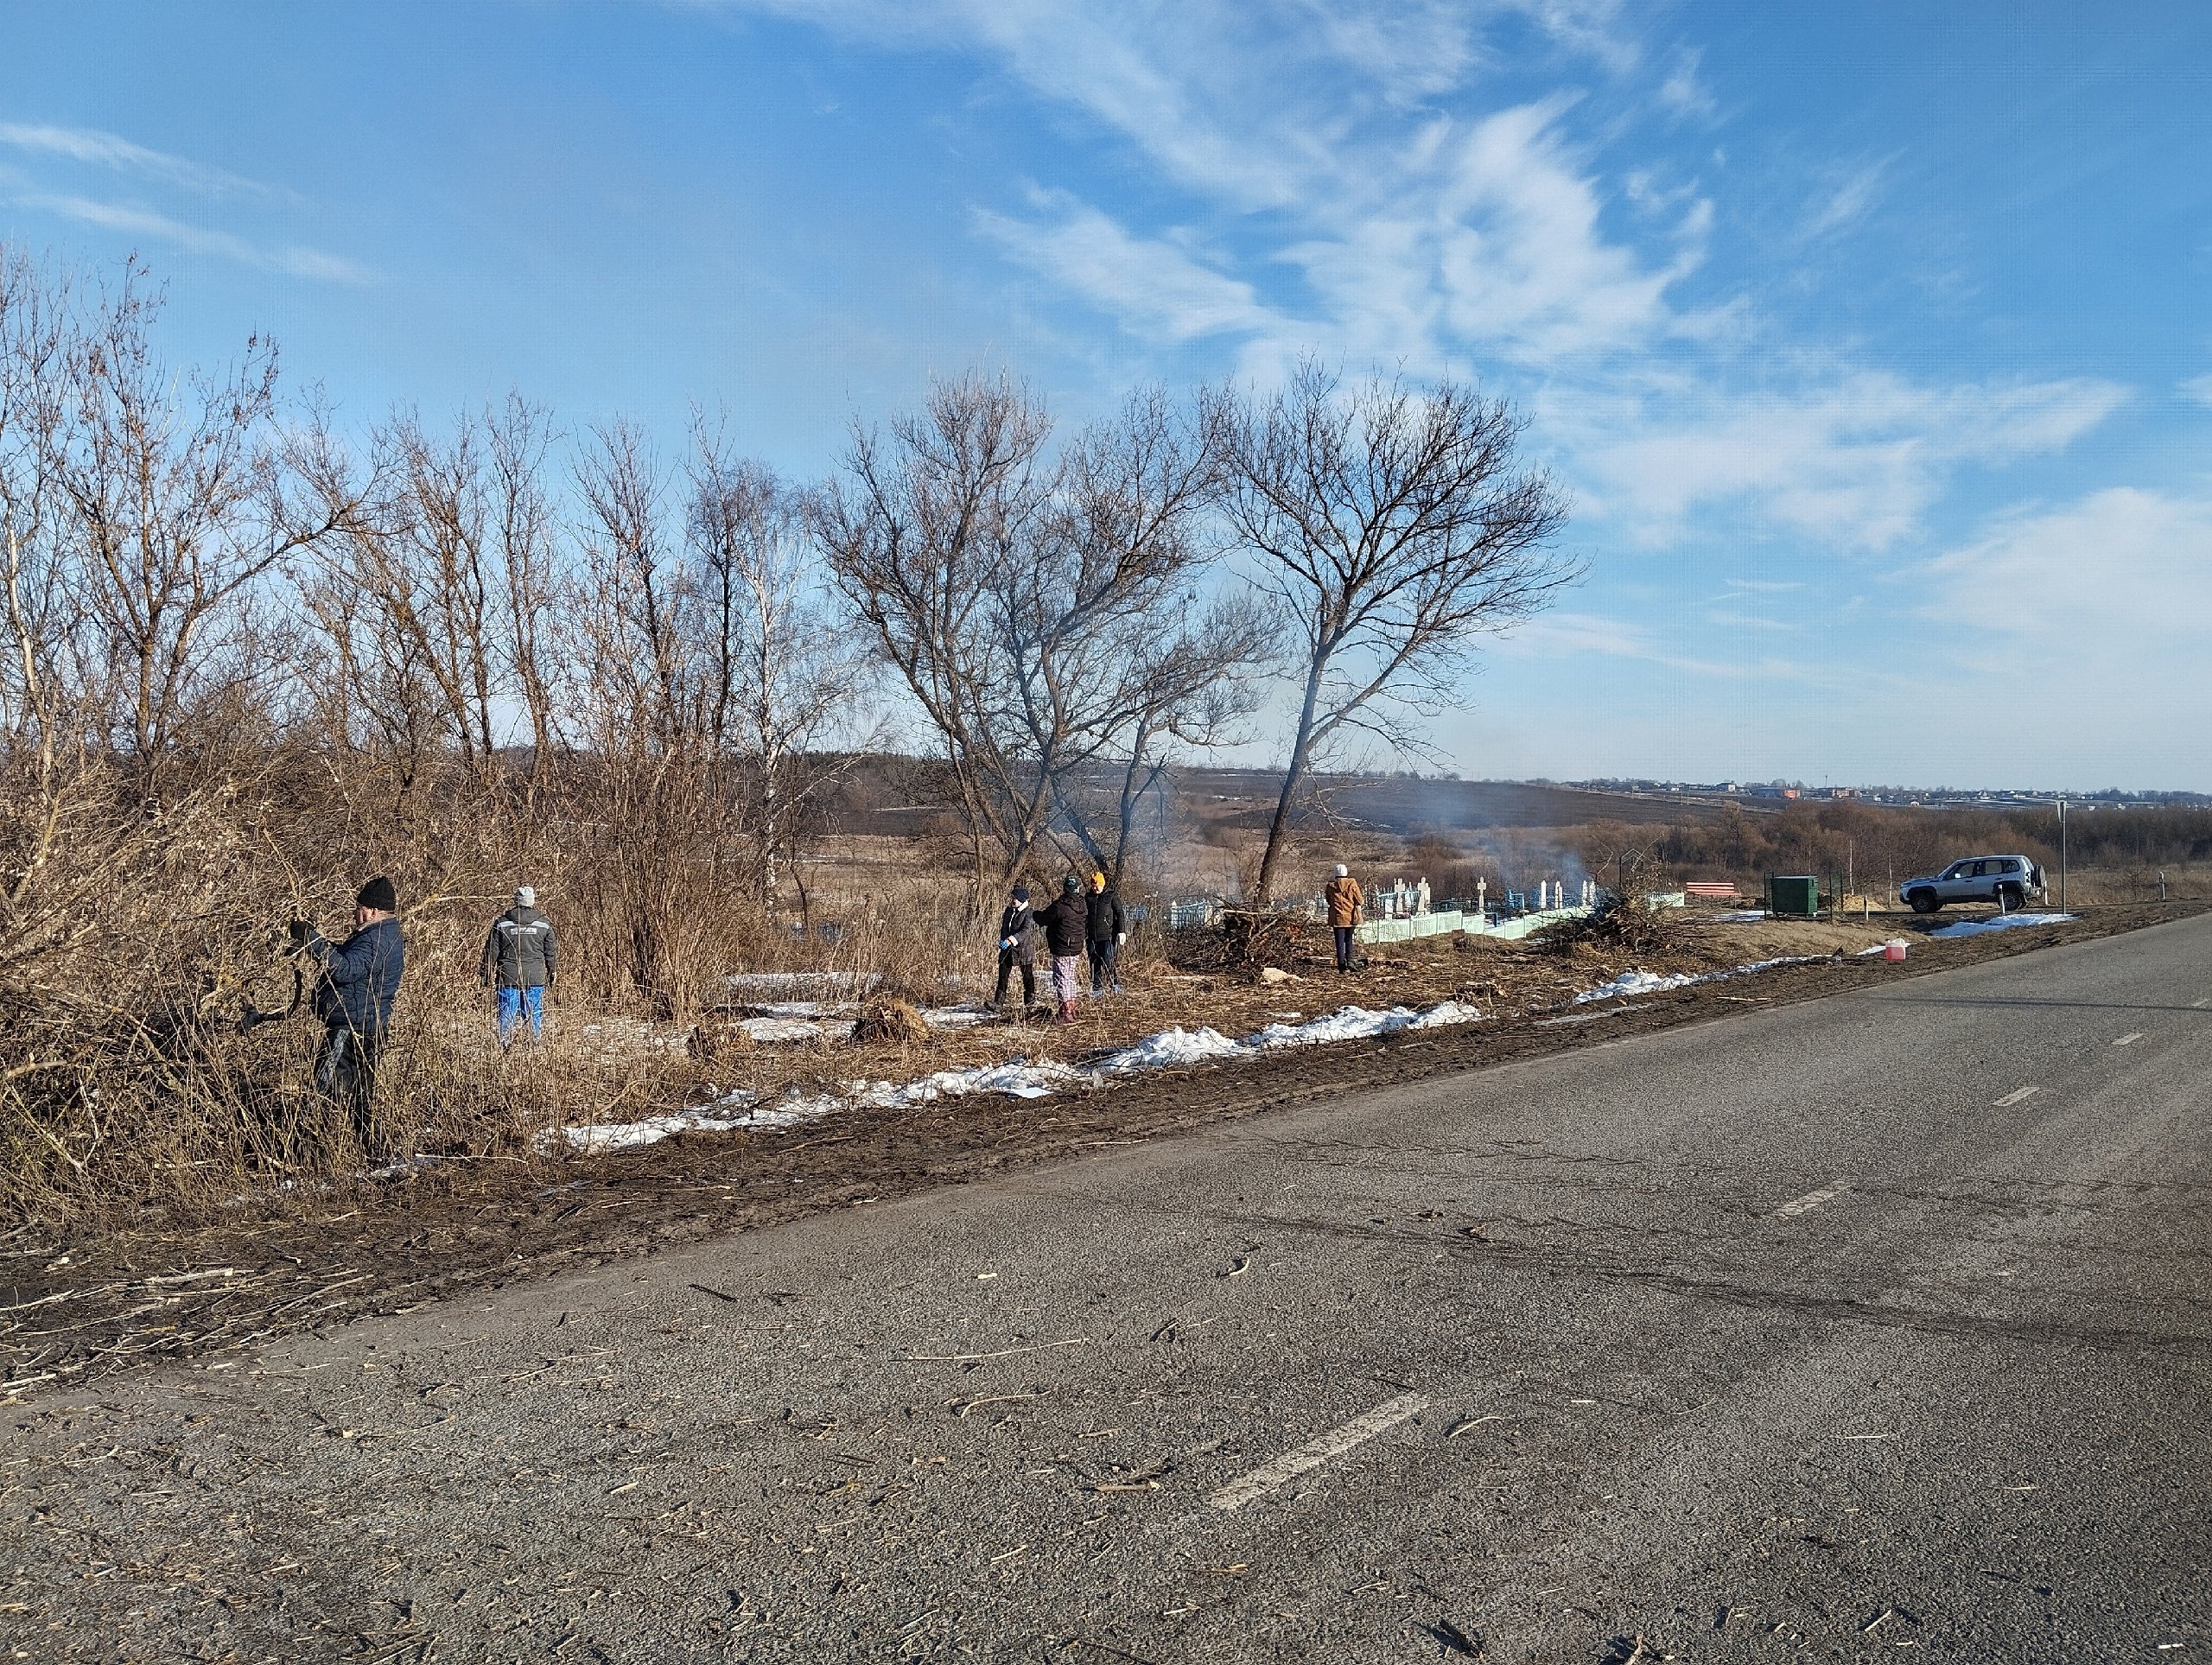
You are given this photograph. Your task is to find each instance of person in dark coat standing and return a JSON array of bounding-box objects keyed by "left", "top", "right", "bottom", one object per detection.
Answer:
[
  {"left": 481, "top": 886, "right": 557, "bottom": 1045},
  {"left": 993, "top": 885, "right": 1038, "bottom": 1011},
  {"left": 1084, "top": 870, "right": 1128, "bottom": 994},
  {"left": 291, "top": 875, "right": 405, "bottom": 1158},
  {"left": 1034, "top": 875, "right": 1090, "bottom": 1024}
]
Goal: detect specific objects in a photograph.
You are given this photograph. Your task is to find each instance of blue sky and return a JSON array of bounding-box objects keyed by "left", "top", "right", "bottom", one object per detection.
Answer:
[{"left": 3, "top": 1, "right": 2209, "bottom": 789}]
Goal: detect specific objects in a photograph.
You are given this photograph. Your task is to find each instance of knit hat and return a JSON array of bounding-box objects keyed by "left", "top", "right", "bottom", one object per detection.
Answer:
[
  {"left": 1011, "top": 885, "right": 1029, "bottom": 901},
  {"left": 356, "top": 875, "right": 397, "bottom": 912},
  {"left": 1062, "top": 874, "right": 1082, "bottom": 893},
  {"left": 1334, "top": 863, "right": 1350, "bottom": 878},
  {"left": 515, "top": 886, "right": 536, "bottom": 908}
]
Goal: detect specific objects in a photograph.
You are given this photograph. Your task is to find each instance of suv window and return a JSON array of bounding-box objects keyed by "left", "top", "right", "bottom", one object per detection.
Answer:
[
  {"left": 1997, "top": 858, "right": 2020, "bottom": 874},
  {"left": 1968, "top": 860, "right": 1990, "bottom": 876},
  {"left": 1942, "top": 861, "right": 1970, "bottom": 880}
]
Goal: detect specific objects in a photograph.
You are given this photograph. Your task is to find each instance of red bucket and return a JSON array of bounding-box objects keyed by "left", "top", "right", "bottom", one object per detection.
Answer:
[{"left": 1883, "top": 941, "right": 1908, "bottom": 963}]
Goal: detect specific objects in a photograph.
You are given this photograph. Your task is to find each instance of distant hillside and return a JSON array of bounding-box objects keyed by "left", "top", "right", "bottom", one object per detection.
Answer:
[{"left": 1172, "top": 769, "right": 1747, "bottom": 835}]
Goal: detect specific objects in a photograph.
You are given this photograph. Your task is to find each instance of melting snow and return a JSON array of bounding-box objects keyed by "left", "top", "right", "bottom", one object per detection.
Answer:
[
  {"left": 739, "top": 1017, "right": 832, "bottom": 1043},
  {"left": 1096, "top": 1026, "right": 1248, "bottom": 1074},
  {"left": 550, "top": 999, "right": 1488, "bottom": 1156},
  {"left": 1929, "top": 912, "right": 2074, "bottom": 938},
  {"left": 1573, "top": 957, "right": 1829, "bottom": 1005}
]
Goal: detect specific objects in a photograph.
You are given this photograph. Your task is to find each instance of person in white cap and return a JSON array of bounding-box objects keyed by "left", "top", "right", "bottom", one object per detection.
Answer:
[
  {"left": 1324, "top": 862, "right": 1364, "bottom": 973},
  {"left": 480, "top": 886, "right": 556, "bottom": 1045}
]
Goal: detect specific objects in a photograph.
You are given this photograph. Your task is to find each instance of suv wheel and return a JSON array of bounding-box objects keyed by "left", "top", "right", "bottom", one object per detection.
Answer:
[
  {"left": 1908, "top": 889, "right": 1941, "bottom": 914},
  {"left": 1998, "top": 883, "right": 2024, "bottom": 912}
]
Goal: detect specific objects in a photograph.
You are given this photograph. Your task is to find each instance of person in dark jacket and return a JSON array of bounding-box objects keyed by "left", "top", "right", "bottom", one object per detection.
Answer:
[
  {"left": 993, "top": 885, "right": 1037, "bottom": 1010},
  {"left": 291, "top": 875, "right": 405, "bottom": 1156},
  {"left": 1084, "top": 870, "right": 1128, "bottom": 994},
  {"left": 1033, "top": 875, "right": 1090, "bottom": 1023},
  {"left": 480, "top": 886, "right": 557, "bottom": 1045}
]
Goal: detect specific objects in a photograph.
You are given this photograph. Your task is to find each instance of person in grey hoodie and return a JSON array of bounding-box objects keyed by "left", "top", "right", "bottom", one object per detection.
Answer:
[{"left": 480, "top": 886, "right": 557, "bottom": 1045}]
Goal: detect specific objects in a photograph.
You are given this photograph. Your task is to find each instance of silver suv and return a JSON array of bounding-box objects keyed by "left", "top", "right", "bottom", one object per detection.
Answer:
[{"left": 1899, "top": 855, "right": 2046, "bottom": 914}]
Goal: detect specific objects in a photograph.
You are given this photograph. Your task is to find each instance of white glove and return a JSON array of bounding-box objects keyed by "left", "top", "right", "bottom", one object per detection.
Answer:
[{"left": 1116, "top": 933, "right": 1126, "bottom": 945}]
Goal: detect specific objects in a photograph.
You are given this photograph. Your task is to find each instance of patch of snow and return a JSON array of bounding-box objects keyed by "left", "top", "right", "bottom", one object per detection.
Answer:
[
  {"left": 921, "top": 1005, "right": 997, "bottom": 1029},
  {"left": 1928, "top": 912, "right": 2074, "bottom": 939},
  {"left": 738, "top": 1017, "right": 832, "bottom": 1043},
  {"left": 1715, "top": 911, "right": 1768, "bottom": 923},
  {"left": 1573, "top": 957, "right": 1830, "bottom": 1005},
  {"left": 726, "top": 971, "right": 878, "bottom": 996},
  {"left": 1096, "top": 1026, "right": 1248, "bottom": 1074},
  {"left": 864, "top": 1058, "right": 1089, "bottom": 1106},
  {"left": 1247, "top": 1002, "right": 1481, "bottom": 1048},
  {"left": 1573, "top": 970, "right": 1697, "bottom": 1004},
  {"left": 551, "top": 1000, "right": 1487, "bottom": 1159}
]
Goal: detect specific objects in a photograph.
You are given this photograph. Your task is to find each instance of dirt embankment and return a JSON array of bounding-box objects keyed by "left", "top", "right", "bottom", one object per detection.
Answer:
[{"left": 3, "top": 901, "right": 2200, "bottom": 1404}]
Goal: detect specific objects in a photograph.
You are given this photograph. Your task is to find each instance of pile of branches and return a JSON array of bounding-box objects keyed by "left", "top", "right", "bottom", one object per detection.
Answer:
[{"left": 1535, "top": 856, "right": 1700, "bottom": 958}]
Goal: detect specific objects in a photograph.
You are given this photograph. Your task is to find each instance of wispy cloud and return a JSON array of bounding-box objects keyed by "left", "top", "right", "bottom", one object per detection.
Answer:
[
  {"left": 1798, "top": 154, "right": 1896, "bottom": 243},
  {"left": 1579, "top": 373, "right": 2129, "bottom": 550},
  {"left": 974, "top": 191, "right": 1272, "bottom": 344},
  {"left": 0, "top": 120, "right": 271, "bottom": 198},
  {"left": 2180, "top": 373, "right": 2212, "bottom": 409},
  {"left": 22, "top": 194, "right": 375, "bottom": 284}
]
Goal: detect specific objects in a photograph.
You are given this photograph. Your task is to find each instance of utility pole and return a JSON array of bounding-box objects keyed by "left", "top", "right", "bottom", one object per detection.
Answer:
[{"left": 2058, "top": 797, "right": 2068, "bottom": 912}]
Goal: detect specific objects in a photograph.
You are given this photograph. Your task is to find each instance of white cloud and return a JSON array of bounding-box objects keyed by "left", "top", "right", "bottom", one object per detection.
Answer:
[
  {"left": 0, "top": 121, "right": 270, "bottom": 198},
  {"left": 2180, "top": 373, "right": 2212, "bottom": 409},
  {"left": 1581, "top": 373, "right": 2129, "bottom": 550},
  {"left": 1918, "top": 487, "right": 2212, "bottom": 641},
  {"left": 1881, "top": 489, "right": 2212, "bottom": 781},
  {"left": 21, "top": 194, "right": 374, "bottom": 284},
  {"left": 973, "top": 194, "right": 1274, "bottom": 343}
]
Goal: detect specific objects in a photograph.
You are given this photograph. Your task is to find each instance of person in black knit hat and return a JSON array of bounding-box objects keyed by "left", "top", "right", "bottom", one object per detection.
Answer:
[{"left": 289, "top": 876, "right": 406, "bottom": 1160}]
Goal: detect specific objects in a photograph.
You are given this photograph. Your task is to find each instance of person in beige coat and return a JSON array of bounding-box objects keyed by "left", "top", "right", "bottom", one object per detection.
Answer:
[{"left": 1324, "top": 863, "right": 1364, "bottom": 972}]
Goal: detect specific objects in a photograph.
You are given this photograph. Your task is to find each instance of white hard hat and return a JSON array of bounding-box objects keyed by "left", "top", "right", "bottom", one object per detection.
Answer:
[
  {"left": 1333, "top": 863, "right": 1349, "bottom": 878},
  {"left": 515, "top": 886, "right": 536, "bottom": 908}
]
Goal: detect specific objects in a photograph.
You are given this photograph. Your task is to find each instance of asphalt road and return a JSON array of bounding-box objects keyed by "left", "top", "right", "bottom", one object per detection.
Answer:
[{"left": 6, "top": 915, "right": 2209, "bottom": 1662}]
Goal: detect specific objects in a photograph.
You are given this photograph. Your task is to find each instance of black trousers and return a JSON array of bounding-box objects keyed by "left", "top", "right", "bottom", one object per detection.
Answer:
[
  {"left": 1087, "top": 939, "right": 1120, "bottom": 991},
  {"left": 994, "top": 950, "right": 1036, "bottom": 1005},
  {"left": 1334, "top": 925, "right": 1356, "bottom": 969},
  {"left": 315, "top": 1024, "right": 384, "bottom": 1154}
]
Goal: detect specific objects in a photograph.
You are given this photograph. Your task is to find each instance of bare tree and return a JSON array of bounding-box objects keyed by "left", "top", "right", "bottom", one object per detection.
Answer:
[
  {"left": 820, "top": 377, "right": 1274, "bottom": 907},
  {"left": 684, "top": 426, "right": 868, "bottom": 913},
  {"left": 49, "top": 262, "right": 338, "bottom": 795},
  {"left": 813, "top": 372, "right": 1053, "bottom": 907},
  {"left": 1210, "top": 362, "right": 1574, "bottom": 903}
]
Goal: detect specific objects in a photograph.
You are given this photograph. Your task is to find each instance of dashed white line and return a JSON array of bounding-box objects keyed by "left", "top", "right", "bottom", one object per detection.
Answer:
[
  {"left": 1774, "top": 1183, "right": 1847, "bottom": 1219},
  {"left": 1207, "top": 1392, "right": 1429, "bottom": 1511},
  {"left": 2113, "top": 1033, "right": 2144, "bottom": 1046},
  {"left": 1993, "top": 1086, "right": 2040, "bottom": 1108}
]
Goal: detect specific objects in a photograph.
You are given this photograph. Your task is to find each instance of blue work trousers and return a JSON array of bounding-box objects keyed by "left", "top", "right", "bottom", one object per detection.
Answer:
[{"left": 497, "top": 985, "right": 545, "bottom": 1045}]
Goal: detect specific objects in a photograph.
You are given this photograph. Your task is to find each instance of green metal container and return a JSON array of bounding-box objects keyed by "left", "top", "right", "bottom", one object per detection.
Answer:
[{"left": 1768, "top": 874, "right": 1819, "bottom": 918}]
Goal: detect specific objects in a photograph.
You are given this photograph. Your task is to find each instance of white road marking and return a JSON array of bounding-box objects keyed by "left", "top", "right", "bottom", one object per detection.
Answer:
[
  {"left": 2193, "top": 998, "right": 2210, "bottom": 1009},
  {"left": 2113, "top": 1033, "right": 2144, "bottom": 1046},
  {"left": 1207, "top": 1392, "right": 1429, "bottom": 1511},
  {"left": 1993, "top": 1086, "right": 2040, "bottom": 1108},
  {"left": 1774, "top": 1183, "right": 1847, "bottom": 1219}
]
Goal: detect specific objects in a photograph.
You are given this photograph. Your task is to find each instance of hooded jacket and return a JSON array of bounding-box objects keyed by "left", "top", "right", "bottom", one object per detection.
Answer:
[
  {"left": 1036, "top": 890, "right": 1090, "bottom": 957},
  {"left": 307, "top": 918, "right": 404, "bottom": 1036},
  {"left": 481, "top": 905, "right": 557, "bottom": 989},
  {"left": 1325, "top": 875, "right": 1365, "bottom": 928}
]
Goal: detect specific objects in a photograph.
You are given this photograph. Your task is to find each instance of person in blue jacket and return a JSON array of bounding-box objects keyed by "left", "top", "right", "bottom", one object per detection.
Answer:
[{"left": 290, "top": 875, "right": 405, "bottom": 1158}]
